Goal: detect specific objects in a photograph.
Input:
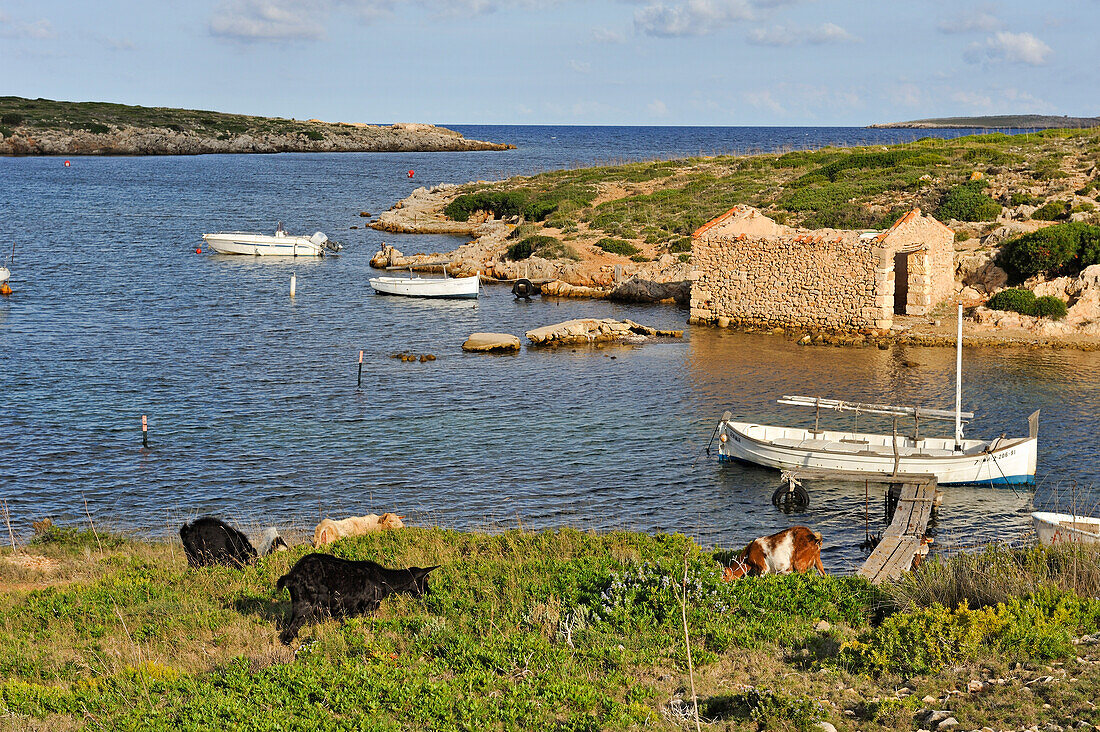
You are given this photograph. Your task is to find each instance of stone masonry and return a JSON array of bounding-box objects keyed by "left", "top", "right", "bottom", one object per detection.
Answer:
[{"left": 689, "top": 206, "right": 954, "bottom": 331}]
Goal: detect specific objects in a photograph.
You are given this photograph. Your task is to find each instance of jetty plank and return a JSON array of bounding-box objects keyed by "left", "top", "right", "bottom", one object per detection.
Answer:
[{"left": 858, "top": 477, "right": 938, "bottom": 584}]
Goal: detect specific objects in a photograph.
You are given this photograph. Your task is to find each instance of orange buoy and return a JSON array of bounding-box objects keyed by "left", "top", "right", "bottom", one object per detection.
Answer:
[
  {"left": 196, "top": 248, "right": 202, "bottom": 254},
  {"left": 0, "top": 283, "right": 11, "bottom": 296}
]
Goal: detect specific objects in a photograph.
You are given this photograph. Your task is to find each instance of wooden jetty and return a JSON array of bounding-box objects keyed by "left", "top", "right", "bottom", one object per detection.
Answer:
[{"left": 785, "top": 469, "right": 941, "bottom": 584}]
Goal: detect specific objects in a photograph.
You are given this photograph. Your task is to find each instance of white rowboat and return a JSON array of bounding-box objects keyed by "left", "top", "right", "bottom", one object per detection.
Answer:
[
  {"left": 202, "top": 229, "right": 340, "bottom": 257},
  {"left": 715, "top": 305, "right": 1039, "bottom": 486},
  {"left": 369, "top": 273, "right": 479, "bottom": 299},
  {"left": 0, "top": 267, "right": 8, "bottom": 285},
  {"left": 1032, "top": 511, "right": 1100, "bottom": 545}
]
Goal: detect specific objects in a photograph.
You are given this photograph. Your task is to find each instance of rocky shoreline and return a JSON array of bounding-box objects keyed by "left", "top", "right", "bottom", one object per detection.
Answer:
[{"left": 0, "top": 122, "right": 513, "bottom": 156}]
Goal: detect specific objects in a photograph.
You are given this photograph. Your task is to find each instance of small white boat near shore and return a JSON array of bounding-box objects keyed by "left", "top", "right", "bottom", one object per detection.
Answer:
[
  {"left": 0, "top": 266, "right": 8, "bottom": 285},
  {"left": 1032, "top": 511, "right": 1100, "bottom": 545},
  {"left": 715, "top": 306, "right": 1039, "bottom": 487},
  {"left": 369, "top": 271, "right": 479, "bottom": 299},
  {"left": 202, "top": 225, "right": 341, "bottom": 257}
]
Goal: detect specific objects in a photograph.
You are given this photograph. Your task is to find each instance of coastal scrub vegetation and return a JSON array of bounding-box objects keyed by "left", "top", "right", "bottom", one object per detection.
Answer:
[
  {"left": 505, "top": 235, "right": 579, "bottom": 261},
  {"left": 997, "top": 222, "right": 1100, "bottom": 281},
  {"left": 985, "top": 289, "right": 1068, "bottom": 319},
  {"left": 435, "top": 127, "right": 1100, "bottom": 261},
  {"left": 596, "top": 238, "right": 640, "bottom": 256},
  {"left": 1, "top": 525, "right": 1099, "bottom": 730}
]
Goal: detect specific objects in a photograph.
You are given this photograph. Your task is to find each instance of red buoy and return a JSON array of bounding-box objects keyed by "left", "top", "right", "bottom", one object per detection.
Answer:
[
  {"left": 196, "top": 248, "right": 202, "bottom": 254},
  {"left": 407, "top": 169, "right": 414, "bottom": 178},
  {"left": 64, "top": 160, "right": 71, "bottom": 167}
]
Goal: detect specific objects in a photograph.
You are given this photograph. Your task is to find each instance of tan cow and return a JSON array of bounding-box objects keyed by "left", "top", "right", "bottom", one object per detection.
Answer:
[
  {"left": 313, "top": 512, "right": 405, "bottom": 547},
  {"left": 723, "top": 526, "right": 826, "bottom": 579}
]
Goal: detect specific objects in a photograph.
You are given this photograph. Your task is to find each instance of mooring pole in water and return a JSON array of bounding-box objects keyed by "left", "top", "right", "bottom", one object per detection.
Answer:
[
  {"left": 357, "top": 350, "right": 363, "bottom": 389},
  {"left": 290, "top": 272, "right": 297, "bottom": 298},
  {"left": 141, "top": 415, "right": 149, "bottom": 448}
]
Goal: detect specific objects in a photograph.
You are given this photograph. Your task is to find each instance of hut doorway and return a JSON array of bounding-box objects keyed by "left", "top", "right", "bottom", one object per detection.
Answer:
[{"left": 893, "top": 251, "right": 909, "bottom": 315}]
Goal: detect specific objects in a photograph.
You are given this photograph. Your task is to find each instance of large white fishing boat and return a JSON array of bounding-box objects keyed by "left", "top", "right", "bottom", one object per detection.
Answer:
[
  {"left": 715, "top": 306, "right": 1039, "bottom": 486},
  {"left": 202, "top": 225, "right": 341, "bottom": 257},
  {"left": 369, "top": 270, "right": 479, "bottom": 299}
]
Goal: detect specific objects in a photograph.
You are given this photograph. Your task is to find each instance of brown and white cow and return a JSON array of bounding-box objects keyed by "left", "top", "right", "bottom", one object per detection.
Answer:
[{"left": 722, "top": 526, "right": 826, "bottom": 579}]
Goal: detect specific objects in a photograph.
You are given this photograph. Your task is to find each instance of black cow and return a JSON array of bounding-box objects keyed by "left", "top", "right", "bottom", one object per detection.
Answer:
[
  {"left": 276, "top": 554, "right": 438, "bottom": 644},
  {"left": 180, "top": 516, "right": 258, "bottom": 568}
]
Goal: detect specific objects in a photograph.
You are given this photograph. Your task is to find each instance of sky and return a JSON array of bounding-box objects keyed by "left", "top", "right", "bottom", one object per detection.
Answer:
[{"left": 0, "top": 0, "right": 1097, "bottom": 126}]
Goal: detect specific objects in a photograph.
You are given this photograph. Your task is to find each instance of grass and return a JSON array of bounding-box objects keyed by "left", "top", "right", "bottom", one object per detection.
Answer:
[
  {"left": 435, "top": 128, "right": 1100, "bottom": 249},
  {"left": 0, "top": 525, "right": 1098, "bottom": 730}
]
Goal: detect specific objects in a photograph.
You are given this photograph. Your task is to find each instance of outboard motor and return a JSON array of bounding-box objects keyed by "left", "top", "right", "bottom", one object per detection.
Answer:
[{"left": 310, "top": 232, "right": 342, "bottom": 255}]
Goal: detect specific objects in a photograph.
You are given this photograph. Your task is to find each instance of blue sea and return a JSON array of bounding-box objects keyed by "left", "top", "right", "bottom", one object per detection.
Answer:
[{"left": 1, "top": 125, "right": 1097, "bottom": 570}]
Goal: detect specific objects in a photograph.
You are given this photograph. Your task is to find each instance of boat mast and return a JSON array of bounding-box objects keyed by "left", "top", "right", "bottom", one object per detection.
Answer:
[{"left": 954, "top": 303, "right": 963, "bottom": 451}]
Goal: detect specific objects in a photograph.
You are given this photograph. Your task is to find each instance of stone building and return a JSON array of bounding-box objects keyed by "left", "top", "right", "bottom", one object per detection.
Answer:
[{"left": 688, "top": 206, "right": 954, "bottom": 331}]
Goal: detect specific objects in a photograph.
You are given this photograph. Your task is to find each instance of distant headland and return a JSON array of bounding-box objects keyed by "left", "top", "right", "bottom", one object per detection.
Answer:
[
  {"left": 870, "top": 114, "right": 1100, "bottom": 129},
  {"left": 0, "top": 97, "right": 514, "bottom": 156}
]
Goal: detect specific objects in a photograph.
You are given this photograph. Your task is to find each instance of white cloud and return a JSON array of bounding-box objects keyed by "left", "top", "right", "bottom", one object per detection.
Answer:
[
  {"left": 937, "top": 9, "right": 1002, "bottom": 34},
  {"left": 591, "top": 27, "right": 625, "bottom": 43},
  {"left": 889, "top": 83, "right": 924, "bottom": 108},
  {"left": 634, "top": 0, "right": 755, "bottom": 38},
  {"left": 744, "top": 90, "right": 785, "bottom": 115},
  {"left": 746, "top": 22, "right": 857, "bottom": 46},
  {"left": 569, "top": 59, "right": 591, "bottom": 73},
  {"left": 950, "top": 90, "right": 994, "bottom": 111},
  {"left": 966, "top": 31, "right": 1052, "bottom": 66},
  {"left": 0, "top": 13, "right": 56, "bottom": 40},
  {"left": 648, "top": 99, "right": 669, "bottom": 116},
  {"left": 209, "top": 0, "right": 327, "bottom": 40}
]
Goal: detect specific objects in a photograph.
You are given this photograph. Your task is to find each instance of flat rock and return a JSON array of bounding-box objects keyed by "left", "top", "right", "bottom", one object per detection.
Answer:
[
  {"left": 462, "top": 332, "right": 521, "bottom": 352},
  {"left": 525, "top": 318, "right": 683, "bottom": 346}
]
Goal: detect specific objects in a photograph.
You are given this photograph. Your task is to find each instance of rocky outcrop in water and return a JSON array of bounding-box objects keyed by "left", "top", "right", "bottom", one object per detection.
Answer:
[
  {"left": 525, "top": 318, "right": 683, "bottom": 346},
  {"left": 0, "top": 123, "right": 513, "bottom": 156}
]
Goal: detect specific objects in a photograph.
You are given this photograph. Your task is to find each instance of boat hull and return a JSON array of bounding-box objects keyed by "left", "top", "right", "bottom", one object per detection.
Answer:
[
  {"left": 369, "top": 275, "right": 479, "bottom": 299},
  {"left": 202, "top": 233, "right": 326, "bottom": 256},
  {"left": 0, "top": 267, "right": 8, "bottom": 284},
  {"left": 717, "top": 421, "right": 1037, "bottom": 486},
  {"left": 1032, "top": 512, "right": 1100, "bottom": 545}
]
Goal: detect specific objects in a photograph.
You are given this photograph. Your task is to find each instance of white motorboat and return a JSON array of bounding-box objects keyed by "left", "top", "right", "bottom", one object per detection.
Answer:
[
  {"left": 0, "top": 267, "right": 8, "bottom": 285},
  {"left": 202, "top": 225, "right": 341, "bottom": 257},
  {"left": 714, "top": 305, "right": 1039, "bottom": 486},
  {"left": 1032, "top": 511, "right": 1100, "bottom": 545},
  {"left": 369, "top": 271, "right": 479, "bottom": 299}
]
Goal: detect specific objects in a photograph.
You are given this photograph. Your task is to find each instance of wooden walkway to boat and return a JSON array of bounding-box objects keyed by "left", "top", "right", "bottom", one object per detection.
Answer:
[{"left": 789, "top": 469, "right": 940, "bottom": 584}]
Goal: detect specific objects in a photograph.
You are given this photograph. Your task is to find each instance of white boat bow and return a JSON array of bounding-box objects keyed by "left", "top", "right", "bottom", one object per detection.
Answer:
[
  {"left": 369, "top": 272, "right": 479, "bottom": 299},
  {"left": 1032, "top": 511, "right": 1100, "bottom": 545}
]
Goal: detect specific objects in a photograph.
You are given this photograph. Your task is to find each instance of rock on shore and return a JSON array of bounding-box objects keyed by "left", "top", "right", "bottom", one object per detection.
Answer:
[
  {"left": 0, "top": 123, "right": 513, "bottom": 156},
  {"left": 525, "top": 318, "right": 684, "bottom": 346},
  {"left": 462, "top": 333, "right": 521, "bottom": 352}
]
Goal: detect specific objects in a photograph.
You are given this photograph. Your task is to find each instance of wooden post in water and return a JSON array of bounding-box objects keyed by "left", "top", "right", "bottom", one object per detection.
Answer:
[
  {"left": 141, "top": 415, "right": 149, "bottom": 448},
  {"left": 357, "top": 350, "right": 363, "bottom": 390},
  {"left": 290, "top": 272, "right": 297, "bottom": 298}
]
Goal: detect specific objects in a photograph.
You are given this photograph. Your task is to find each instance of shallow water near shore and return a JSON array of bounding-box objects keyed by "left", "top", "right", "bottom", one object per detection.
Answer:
[{"left": 1, "top": 125, "right": 1098, "bottom": 572}]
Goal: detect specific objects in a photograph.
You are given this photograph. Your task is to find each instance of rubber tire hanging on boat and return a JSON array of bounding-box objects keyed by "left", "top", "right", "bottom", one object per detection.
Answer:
[
  {"left": 512, "top": 278, "right": 536, "bottom": 299},
  {"left": 771, "top": 484, "right": 809, "bottom": 510}
]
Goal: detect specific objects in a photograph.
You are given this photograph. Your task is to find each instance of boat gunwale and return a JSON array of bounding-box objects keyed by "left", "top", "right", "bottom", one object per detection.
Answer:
[{"left": 723, "top": 420, "right": 1033, "bottom": 461}]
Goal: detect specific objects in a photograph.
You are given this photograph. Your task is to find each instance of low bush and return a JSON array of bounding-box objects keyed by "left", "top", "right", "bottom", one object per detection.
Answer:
[
  {"left": 445, "top": 191, "right": 527, "bottom": 222},
  {"left": 997, "top": 222, "right": 1100, "bottom": 281},
  {"left": 303, "top": 129, "right": 324, "bottom": 141},
  {"left": 76, "top": 122, "right": 110, "bottom": 134},
  {"left": 596, "top": 238, "right": 639, "bottom": 256},
  {"left": 986, "top": 288, "right": 1036, "bottom": 314},
  {"left": 1009, "top": 192, "right": 1041, "bottom": 207},
  {"left": 1032, "top": 200, "right": 1069, "bottom": 221},
  {"left": 936, "top": 181, "right": 1002, "bottom": 222},
  {"left": 0, "top": 113, "right": 23, "bottom": 126},
  {"left": 505, "top": 235, "right": 578, "bottom": 261},
  {"left": 1032, "top": 295, "right": 1068, "bottom": 320}
]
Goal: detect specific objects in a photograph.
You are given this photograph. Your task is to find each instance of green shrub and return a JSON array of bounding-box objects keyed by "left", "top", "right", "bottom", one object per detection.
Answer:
[
  {"left": 1009, "top": 192, "right": 1041, "bottom": 207},
  {"left": 1032, "top": 200, "right": 1069, "bottom": 221},
  {"left": 986, "top": 288, "right": 1036, "bottom": 314},
  {"left": 668, "top": 237, "right": 692, "bottom": 253},
  {"left": 445, "top": 191, "right": 526, "bottom": 222},
  {"left": 0, "top": 113, "right": 23, "bottom": 126},
  {"left": 998, "top": 222, "right": 1100, "bottom": 280},
  {"left": 1032, "top": 295, "right": 1068, "bottom": 320},
  {"left": 936, "top": 181, "right": 1002, "bottom": 222},
  {"left": 76, "top": 122, "right": 110, "bottom": 134},
  {"left": 303, "top": 129, "right": 324, "bottom": 141},
  {"left": 596, "top": 238, "right": 639, "bottom": 256},
  {"left": 840, "top": 594, "right": 1093, "bottom": 676},
  {"left": 0, "top": 126, "right": 11, "bottom": 139},
  {"left": 505, "top": 235, "right": 578, "bottom": 261}
]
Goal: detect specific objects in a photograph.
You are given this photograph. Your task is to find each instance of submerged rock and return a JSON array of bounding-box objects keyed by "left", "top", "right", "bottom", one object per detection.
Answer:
[{"left": 608, "top": 277, "right": 691, "bottom": 306}]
